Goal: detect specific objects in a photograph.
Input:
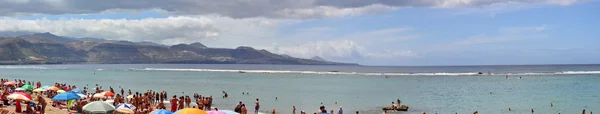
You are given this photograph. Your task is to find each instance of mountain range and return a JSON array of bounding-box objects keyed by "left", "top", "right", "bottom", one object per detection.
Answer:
[{"left": 0, "top": 32, "right": 357, "bottom": 65}]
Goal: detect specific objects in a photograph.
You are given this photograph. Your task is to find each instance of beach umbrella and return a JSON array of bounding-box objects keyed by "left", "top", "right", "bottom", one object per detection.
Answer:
[
  {"left": 78, "top": 94, "right": 86, "bottom": 98},
  {"left": 115, "top": 103, "right": 136, "bottom": 110},
  {"left": 15, "top": 88, "right": 25, "bottom": 91},
  {"left": 52, "top": 92, "right": 81, "bottom": 101},
  {"left": 126, "top": 95, "right": 134, "bottom": 99},
  {"left": 45, "top": 86, "right": 60, "bottom": 91},
  {"left": 93, "top": 93, "right": 105, "bottom": 99},
  {"left": 115, "top": 108, "right": 135, "bottom": 114},
  {"left": 174, "top": 108, "right": 208, "bottom": 114},
  {"left": 33, "top": 88, "right": 45, "bottom": 92},
  {"left": 104, "top": 100, "right": 114, "bottom": 104},
  {"left": 41, "top": 85, "right": 51, "bottom": 89},
  {"left": 21, "top": 84, "right": 34, "bottom": 90},
  {"left": 57, "top": 90, "right": 66, "bottom": 93},
  {"left": 220, "top": 110, "right": 239, "bottom": 114},
  {"left": 3, "top": 81, "right": 15, "bottom": 85},
  {"left": 151, "top": 110, "right": 173, "bottom": 114},
  {"left": 82, "top": 101, "right": 115, "bottom": 114},
  {"left": 207, "top": 110, "right": 226, "bottom": 114},
  {"left": 7, "top": 92, "right": 32, "bottom": 101},
  {"left": 101, "top": 91, "right": 114, "bottom": 97},
  {"left": 70, "top": 88, "right": 84, "bottom": 94}
]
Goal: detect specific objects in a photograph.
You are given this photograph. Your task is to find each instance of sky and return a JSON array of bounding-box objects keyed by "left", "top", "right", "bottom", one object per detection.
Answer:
[{"left": 0, "top": 0, "right": 599, "bottom": 66}]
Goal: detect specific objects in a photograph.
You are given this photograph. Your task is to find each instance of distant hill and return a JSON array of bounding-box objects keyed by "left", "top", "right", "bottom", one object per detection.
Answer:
[
  {"left": 0, "top": 33, "right": 358, "bottom": 65},
  {"left": 310, "top": 56, "right": 327, "bottom": 61}
]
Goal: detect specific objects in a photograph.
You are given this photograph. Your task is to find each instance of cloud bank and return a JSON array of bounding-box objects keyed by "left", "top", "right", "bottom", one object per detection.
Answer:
[{"left": 0, "top": 0, "right": 583, "bottom": 19}]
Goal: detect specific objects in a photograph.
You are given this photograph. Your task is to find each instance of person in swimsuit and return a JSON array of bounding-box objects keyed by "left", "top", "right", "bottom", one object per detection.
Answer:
[
  {"left": 185, "top": 96, "right": 191, "bottom": 108},
  {"left": 255, "top": 98, "right": 260, "bottom": 114},
  {"left": 241, "top": 104, "right": 248, "bottom": 114},
  {"left": 178, "top": 96, "right": 185, "bottom": 110},
  {"left": 170, "top": 96, "right": 178, "bottom": 112}
]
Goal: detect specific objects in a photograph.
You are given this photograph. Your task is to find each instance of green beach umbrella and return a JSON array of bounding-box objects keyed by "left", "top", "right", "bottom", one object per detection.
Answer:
[
  {"left": 83, "top": 101, "right": 115, "bottom": 114},
  {"left": 21, "top": 85, "right": 34, "bottom": 90}
]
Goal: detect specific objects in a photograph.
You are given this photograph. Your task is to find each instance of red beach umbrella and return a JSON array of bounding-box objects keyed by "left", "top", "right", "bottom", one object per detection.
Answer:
[
  {"left": 102, "top": 91, "right": 114, "bottom": 97},
  {"left": 7, "top": 92, "right": 33, "bottom": 101}
]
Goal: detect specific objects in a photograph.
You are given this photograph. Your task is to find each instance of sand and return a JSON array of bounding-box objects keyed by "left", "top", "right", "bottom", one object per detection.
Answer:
[{"left": 1, "top": 95, "right": 70, "bottom": 114}]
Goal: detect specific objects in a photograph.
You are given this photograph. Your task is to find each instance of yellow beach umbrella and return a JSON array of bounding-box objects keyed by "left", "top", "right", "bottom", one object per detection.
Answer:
[
  {"left": 174, "top": 108, "right": 207, "bottom": 114},
  {"left": 126, "top": 95, "right": 134, "bottom": 99},
  {"left": 33, "top": 88, "right": 45, "bottom": 92},
  {"left": 57, "top": 90, "right": 66, "bottom": 93}
]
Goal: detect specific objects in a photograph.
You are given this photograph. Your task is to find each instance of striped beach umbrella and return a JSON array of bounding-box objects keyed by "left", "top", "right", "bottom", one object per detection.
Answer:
[
  {"left": 115, "top": 108, "right": 134, "bottom": 114},
  {"left": 7, "top": 92, "right": 32, "bottom": 101},
  {"left": 115, "top": 103, "right": 136, "bottom": 110}
]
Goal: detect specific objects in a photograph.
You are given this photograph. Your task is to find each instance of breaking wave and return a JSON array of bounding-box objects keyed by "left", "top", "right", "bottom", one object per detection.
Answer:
[{"left": 136, "top": 68, "right": 600, "bottom": 76}]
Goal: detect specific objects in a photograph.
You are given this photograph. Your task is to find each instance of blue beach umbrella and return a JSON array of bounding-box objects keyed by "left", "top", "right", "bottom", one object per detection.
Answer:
[
  {"left": 52, "top": 92, "right": 81, "bottom": 101},
  {"left": 151, "top": 109, "right": 174, "bottom": 114},
  {"left": 70, "top": 88, "right": 84, "bottom": 94},
  {"left": 41, "top": 85, "right": 51, "bottom": 89},
  {"left": 115, "top": 103, "right": 136, "bottom": 110}
]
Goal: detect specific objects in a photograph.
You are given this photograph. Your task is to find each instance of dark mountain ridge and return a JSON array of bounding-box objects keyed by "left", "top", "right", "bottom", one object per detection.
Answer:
[{"left": 0, "top": 33, "right": 357, "bottom": 65}]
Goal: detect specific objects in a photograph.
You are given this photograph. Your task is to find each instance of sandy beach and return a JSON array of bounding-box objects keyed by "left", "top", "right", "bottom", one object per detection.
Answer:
[{"left": 0, "top": 78, "right": 219, "bottom": 114}]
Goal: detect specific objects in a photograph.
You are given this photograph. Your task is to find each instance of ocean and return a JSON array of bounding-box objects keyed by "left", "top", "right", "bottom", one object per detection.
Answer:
[{"left": 1, "top": 64, "right": 599, "bottom": 114}]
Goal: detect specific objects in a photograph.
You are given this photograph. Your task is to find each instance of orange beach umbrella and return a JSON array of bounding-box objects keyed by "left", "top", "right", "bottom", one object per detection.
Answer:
[{"left": 174, "top": 108, "right": 207, "bottom": 114}]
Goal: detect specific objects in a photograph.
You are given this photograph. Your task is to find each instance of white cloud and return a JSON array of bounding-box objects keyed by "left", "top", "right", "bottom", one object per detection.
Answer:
[
  {"left": 276, "top": 4, "right": 398, "bottom": 19},
  {"left": 0, "top": 16, "right": 289, "bottom": 46},
  {"left": 364, "top": 49, "right": 418, "bottom": 59},
  {"left": 0, "top": 0, "right": 584, "bottom": 19},
  {"left": 274, "top": 40, "right": 363, "bottom": 59},
  {"left": 273, "top": 40, "right": 418, "bottom": 62}
]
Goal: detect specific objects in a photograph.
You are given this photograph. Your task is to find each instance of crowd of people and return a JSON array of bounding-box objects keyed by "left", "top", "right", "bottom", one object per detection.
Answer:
[
  {"left": 0, "top": 78, "right": 219, "bottom": 114},
  {"left": 0, "top": 78, "right": 369, "bottom": 114}
]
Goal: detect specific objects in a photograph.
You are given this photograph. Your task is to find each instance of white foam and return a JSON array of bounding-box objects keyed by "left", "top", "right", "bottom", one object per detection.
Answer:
[
  {"left": 136, "top": 68, "right": 600, "bottom": 76},
  {"left": 0, "top": 66, "right": 49, "bottom": 69}
]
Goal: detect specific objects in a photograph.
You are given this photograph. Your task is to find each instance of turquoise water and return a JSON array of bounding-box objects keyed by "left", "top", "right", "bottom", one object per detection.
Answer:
[{"left": 1, "top": 64, "right": 599, "bottom": 114}]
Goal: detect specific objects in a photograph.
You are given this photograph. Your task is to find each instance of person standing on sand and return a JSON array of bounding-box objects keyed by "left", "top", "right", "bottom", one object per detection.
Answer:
[
  {"left": 185, "top": 96, "right": 191, "bottom": 108},
  {"left": 178, "top": 96, "right": 185, "bottom": 110},
  {"left": 583, "top": 109, "right": 586, "bottom": 114},
  {"left": 120, "top": 88, "right": 124, "bottom": 96},
  {"left": 338, "top": 106, "right": 343, "bottom": 114},
  {"left": 37, "top": 94, "right": 47, "bottom": 114},
  {"left": 293, "top": 106, "right": 296, "bottom": 114},
  {"left": 15, "top": 99, "right": 22, "bottom": 113},
  {"left": 255, "top": 98, "right": 260, "bottom": 114},
  {"left": 170, "top": 96, "right": 178, "bottom": 112},
  {"left": 241, "top": 104, "right": 248, "bottom": 114}
]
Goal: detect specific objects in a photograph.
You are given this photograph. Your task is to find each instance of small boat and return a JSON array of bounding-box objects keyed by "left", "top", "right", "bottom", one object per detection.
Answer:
[{"left": 382, "top": 105, "right": 409, "bottom": 111}]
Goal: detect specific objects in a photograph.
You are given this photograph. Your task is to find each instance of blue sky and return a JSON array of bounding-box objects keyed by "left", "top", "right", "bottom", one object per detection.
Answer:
[{"left": 0, "top": 0, "right": 598, "bottom": 66}]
